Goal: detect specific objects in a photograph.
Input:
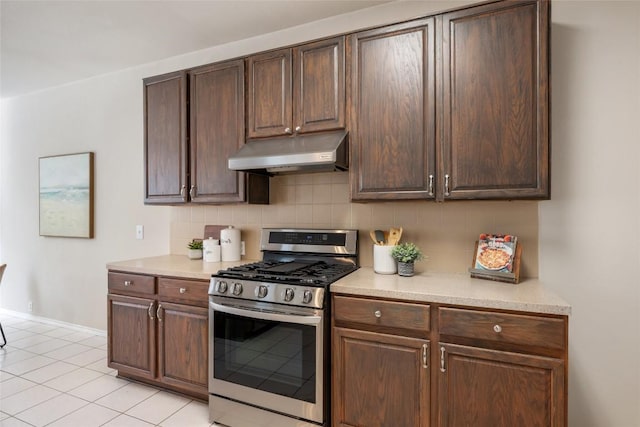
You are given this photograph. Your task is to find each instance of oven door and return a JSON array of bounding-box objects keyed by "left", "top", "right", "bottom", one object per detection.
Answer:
[{"left": 209, "top": 296, "right": 325, "bottom": 424}]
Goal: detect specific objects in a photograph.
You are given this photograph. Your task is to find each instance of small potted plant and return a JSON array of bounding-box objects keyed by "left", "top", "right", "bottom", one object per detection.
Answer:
[
  {"left": 390, "top": 242, "right": 424, "bottom": 277},
  {"left": 187, "top": 239, "right": 203, "bottom": 260}
]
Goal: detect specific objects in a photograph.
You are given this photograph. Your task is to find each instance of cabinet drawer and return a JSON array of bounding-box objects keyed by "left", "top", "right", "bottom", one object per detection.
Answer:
[
  {"left": 108, "top": 272, "right": 155, "bottom": 296},
  {"left": 333, "top": 295, "right": 430, "bottom": 334},
  {"left": 439, "top": 307, "right": 566, "bottom": 350},
  {"left": 158, "top": 278, "right": 208, "bottom": 306}
]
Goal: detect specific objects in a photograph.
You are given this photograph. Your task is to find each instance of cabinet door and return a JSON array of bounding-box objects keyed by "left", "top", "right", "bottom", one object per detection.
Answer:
[
  {"left": 157, "top": 301, "right": 208, "bottom": 398},
  {"left": 333, "top": 327, "right": 430, "bottom": 427},
  {"left": 143, "top": 71, "right": 188, "bottom": 204},
  {"left": 438, "top": 343, "right": 565, "bottom": 427},
  {"left": 247, "top": 48, "right": 292, "bottom": 138},
  {"left": 349, "top": 18, "right": 437, "bottom": 200},
  {"left": 107, "top": 294, "right": 156, "bottom": 380},
  {"left": 293, "top": 36, "right": 345, "bottom": 134},
  {"left": 189, "top": 60, "right": 246, "bottom": 203},
  {"left": 440, "top": 0, "right": 550, "bottom": 200}
]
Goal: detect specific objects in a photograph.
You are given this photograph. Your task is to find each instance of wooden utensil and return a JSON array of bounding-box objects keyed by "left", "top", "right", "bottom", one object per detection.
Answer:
[
  {"left": 388, "top": 227, "right": 403, "bottom": 246},
  {"left": 370, "top": 230, "right": 380, "bottom": 245}
]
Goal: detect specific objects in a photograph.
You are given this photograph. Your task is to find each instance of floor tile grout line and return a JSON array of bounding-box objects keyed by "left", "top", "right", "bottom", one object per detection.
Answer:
[
  {"left": 1, "top": 322, "right": 107, "bottom": 348},
  {"left": 15, "top": 399, "right": 94, "bottom": 427},
  {"left": 4, "top": 370, "right": 128, "bottom": 424},
  {"left": 145, "top": 393, "right": 194, "bottom": 427}
]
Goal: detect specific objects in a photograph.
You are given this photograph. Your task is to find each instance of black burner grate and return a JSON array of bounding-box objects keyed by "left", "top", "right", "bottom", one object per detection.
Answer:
[{"left": 217, "top": 261, "right": 356, "bottom": 286}]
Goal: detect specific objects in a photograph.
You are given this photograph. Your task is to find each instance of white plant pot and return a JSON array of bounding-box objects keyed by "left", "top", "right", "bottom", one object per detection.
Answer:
[{"left": 188, "top": 249, "right": 203, "bottom": 260}]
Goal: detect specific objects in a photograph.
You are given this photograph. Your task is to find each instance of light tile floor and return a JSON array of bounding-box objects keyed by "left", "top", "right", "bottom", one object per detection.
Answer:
[{"left": 0, "top": 314, "right": 216, "bottom": 427}]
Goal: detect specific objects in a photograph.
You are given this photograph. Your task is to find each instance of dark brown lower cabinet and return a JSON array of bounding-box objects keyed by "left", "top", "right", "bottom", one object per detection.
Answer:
[
  {"left": 157, "top": 302, "right": 208, "bottom": 396},
  {"left": 438, "top": 343, "right": 565, "bottom": 426},
  {"left": 333, "top": 327, "right": 430, "bottom": 427},
  {"left": 332, "top": 294, "right": 568, "bottom": 427},
  {"left": 107, "top": 272, "right": 208, "bottom": 400},
  {"left": 107, "top": 294, "right": 156, "bottom": 380}
]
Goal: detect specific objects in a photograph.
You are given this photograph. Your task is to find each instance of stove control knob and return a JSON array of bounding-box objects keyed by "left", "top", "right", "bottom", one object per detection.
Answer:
[
  {"left": 256, "top": 285, "right": 268, "bottom": 299},
  {"left": 216, "top": 281, "right": 228, "bottom": 294},
  {"left": 302, "top": 290, "right": 313, "bottom": 304},
  {"left": 232, "top": 283, "right": 243, "bottom": 296},
  {"left": 284, "top": 288, "right": 295, "bottom": 302}
]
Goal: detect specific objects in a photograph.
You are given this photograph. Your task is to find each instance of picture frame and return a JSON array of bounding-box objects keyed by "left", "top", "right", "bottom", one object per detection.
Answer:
[{"left": 39, "top": 152, "right": 94, "bottom": 238}]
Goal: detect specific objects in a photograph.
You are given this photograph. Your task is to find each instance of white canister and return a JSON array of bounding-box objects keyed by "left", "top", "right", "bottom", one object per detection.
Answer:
[
  {"left": 203, "top": 237, "right": 221, "bottom": 263},
  {"left": 220, "top": 226, "right": 242, "bottom": 262},
  {"left": 373, "top": 245, "right": 397, "bottom": 274}
]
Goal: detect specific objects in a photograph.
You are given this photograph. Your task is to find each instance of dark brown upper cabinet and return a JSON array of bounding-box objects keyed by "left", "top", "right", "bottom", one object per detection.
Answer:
[
  {"left": 439, "top": 0, "right": 549, "bottom": 200},
  {"left": 144, "top": 61, "right": 269, "bottom": 205},
  {"left": 349, "top": 0, "right": 549, "bottom": 201},
  {"left": 189, "top": 60, "right": 249, "bottom": 203},
  {"left": 247, "top": 36, "right": 345, "bottom": 139},
  {"left": 349, "top": 18, "right": 437, "bottom": 201},
  {"left": 144, "top": 71, "right": 188, "bottom": 204}
]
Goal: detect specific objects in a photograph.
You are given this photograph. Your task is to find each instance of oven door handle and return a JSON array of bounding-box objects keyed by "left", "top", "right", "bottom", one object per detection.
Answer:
[{"left": 209, "top": 301, "right": 322, "bottom": 325}]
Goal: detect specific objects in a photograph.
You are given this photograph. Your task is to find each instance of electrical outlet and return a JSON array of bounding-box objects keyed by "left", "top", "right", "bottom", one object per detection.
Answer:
[
  {"left": 136, "top": 225, "right": 144, "bottom": 240},
  {"left": 241, "top": 241, "right": 246, "bottom": 256},
  {"left": 28, "top": 301, "right": 33, "bottom": 312}
]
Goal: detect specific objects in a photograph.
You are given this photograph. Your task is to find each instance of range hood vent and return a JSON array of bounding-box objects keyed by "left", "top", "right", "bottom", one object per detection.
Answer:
[{"left": 228, "top": 130, "right": 348, "bottom": 175}]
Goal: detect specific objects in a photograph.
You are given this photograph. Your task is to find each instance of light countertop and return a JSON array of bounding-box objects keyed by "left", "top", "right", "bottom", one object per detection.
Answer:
[
  {"left": 106, "top": 255, "right": 570, "bottom": 316},
  {"left": 106, "top": 255, "right": 257, "bottom": 281},
  {"left": 331, "top": 268, "right": 571, "bottom": 316}
]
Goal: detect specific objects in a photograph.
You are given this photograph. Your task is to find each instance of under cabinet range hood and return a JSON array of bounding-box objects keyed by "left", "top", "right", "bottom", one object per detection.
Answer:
[{"left": 228, "top": 130, "right": 348, "bottom": 175}]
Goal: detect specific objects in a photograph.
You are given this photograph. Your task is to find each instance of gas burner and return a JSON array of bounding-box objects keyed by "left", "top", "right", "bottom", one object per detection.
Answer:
[
  {"left": 210, "top": 228, "right": 359, "bottom": 308},
  {"left": 216, "top": 260, "right": 356, "bottom": 286}
]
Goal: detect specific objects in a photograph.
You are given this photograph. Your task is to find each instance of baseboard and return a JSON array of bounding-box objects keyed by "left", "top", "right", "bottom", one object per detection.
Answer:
[{"left": 0, "top": 307, "right": 106, "bottom": 336}]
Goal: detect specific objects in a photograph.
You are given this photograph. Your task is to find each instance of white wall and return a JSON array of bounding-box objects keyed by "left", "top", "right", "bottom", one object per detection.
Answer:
[
  {"left": 1, "top": 1, "right": 639, "bottom": 426},
  {"left": 539, "top": 2, "right": 640, "bottom": 425}
]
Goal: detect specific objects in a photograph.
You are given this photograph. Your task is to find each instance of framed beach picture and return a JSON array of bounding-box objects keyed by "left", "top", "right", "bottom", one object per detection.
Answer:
[{"left": 39, "top": 152, "right": 94, "bottom": 238}]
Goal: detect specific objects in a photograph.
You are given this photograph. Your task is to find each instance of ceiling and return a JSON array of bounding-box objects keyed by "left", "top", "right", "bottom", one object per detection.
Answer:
[{"left": 0, "top": 0, "right": 391, "bottom": 99}]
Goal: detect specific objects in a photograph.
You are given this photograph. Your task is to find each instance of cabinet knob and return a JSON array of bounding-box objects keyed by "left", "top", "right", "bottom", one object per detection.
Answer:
[
  {"left": 295, "top": 126, "right": 301, "bottom": 132},
  {"left": 179, "top": 287, "right": 187, "bottom": 294},
  {"left": 124, "top": 280, "right": 132, "bottom": 287},
  {"left": 374, "top": 310, "right": 382, "bottom": 318},
  {"left": 284, "top": 127, "right": 292, "bottom": 134},
  {"left": 493, "top": 324, "right": 502, "bottom": 333}
]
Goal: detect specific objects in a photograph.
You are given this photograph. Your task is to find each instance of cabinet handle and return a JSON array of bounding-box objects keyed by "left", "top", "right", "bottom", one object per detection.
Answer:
[
  {"left": 422, "top": 343, "right": 429, "bottom": 369},
  {"left": 428, "top": 175, "right": 434, "bottom": 196},
  {"left": 374, "top": 310, "right": 382, "bottom": 318},
  {"left": 148, "top": 302, "right": 155, "bottom": 320},
  {"left": 444, "top": 174, "right": 450, "bottom": 197},
  {"left": 179, "top": 287, "right": 187, "bottom": 294},
  {"left": 180, "top": 185, "right": 186, "bottom": 198},
  {"left": 295, "top": 126, "right": 301, "bottom": 132},
  {"left": 124, "top": 280, "right": 132, "bottom": 287},
  {"left": 156, "top": 304, "right": 163, "bottom": 322},
  {"left": 189, "top": 185, "right": 196, "bottom": 199},
  {"left": 284, "top": 127, "right": 292, "bottom": 134},
  {"left": 440, "top": 346, "right": 446, "bottom": 373},
  {"left": 493, "top": 324, "right": 502, "bottom": 333}
]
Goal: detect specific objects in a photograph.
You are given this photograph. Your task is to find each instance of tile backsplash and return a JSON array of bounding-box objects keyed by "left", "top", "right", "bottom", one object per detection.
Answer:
[{"left": 171, "top": 172, "right": 539, "bottom": 277}]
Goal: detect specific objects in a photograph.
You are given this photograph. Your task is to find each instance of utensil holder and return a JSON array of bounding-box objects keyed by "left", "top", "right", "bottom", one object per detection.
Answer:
[{"left": 373, "top": 245, "right": 396, "bottom": 274}]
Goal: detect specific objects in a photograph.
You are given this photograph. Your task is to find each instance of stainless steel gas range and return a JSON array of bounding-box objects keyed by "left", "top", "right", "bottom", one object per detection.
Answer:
[{"left": 208, "top": 228, "right": 359, "bottom": 427}]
